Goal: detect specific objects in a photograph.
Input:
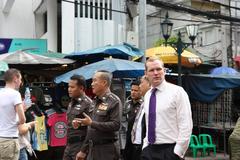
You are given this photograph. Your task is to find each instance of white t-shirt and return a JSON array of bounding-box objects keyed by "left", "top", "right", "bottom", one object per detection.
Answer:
[{"left": 0, "top": 88, "right": 22, "bottom": 137}]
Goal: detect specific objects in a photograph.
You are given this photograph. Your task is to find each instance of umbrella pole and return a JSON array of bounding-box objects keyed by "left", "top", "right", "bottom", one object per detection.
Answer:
[
  {"left": 223, "top": 121, "right": 226, "bottom": 157},
  {"left": 222, "top": 96, "right": 226, "bottom": 157}
]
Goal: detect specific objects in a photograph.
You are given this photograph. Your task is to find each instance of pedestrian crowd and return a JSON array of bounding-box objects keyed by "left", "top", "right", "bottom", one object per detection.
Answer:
[{"left": 0, "top": 56, "right": 193, "bottom": 160}]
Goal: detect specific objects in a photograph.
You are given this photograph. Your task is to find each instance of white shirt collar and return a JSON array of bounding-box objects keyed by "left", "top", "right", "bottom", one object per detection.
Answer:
[{"left": 151, "top": 80, "right": 167, "bottom": 92}]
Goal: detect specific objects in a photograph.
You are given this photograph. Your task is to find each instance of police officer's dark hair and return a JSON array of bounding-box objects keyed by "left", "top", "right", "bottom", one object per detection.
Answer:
[
  {"left": 96, "top": 70, "right": 112, "bottom": 87},
  {"left": 70, "top": 74, "right": 86, "bottom": 89},
  {"left": 131, "top": 80, "right": 140, "bottom": 86},
  {"left": 3, "top": 68, "right": 21, "bottom": 83}
]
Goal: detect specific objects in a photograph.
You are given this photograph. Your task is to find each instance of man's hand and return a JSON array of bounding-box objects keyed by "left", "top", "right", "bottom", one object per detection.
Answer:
[
  {"left": 72, "top": 119, "right": 81, "bottom": 129},
  {"left": 27, "top": 121, "right": 36, "bottom": 130},
  {"left": 75, "top": 151, "right": 86, "bottom": 160},
  {"left": 74, "top": 112, "right": 92, "bottom": 126}
]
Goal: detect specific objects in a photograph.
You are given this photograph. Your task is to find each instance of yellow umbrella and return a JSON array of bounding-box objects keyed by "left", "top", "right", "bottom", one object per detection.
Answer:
[{"left": 145, "top": 46, "right": 202, "bottom": 67}]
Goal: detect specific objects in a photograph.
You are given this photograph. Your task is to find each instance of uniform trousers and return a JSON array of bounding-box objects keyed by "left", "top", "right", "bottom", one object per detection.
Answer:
[
  {"left": 63, "top": 142, "right": 84, "bottom": 160},
  {"left": 141, "top": 143, "right": 182, "bottom": 160},
  {"left": 87, "top": 141, "right": 120, "bottom": 160}
]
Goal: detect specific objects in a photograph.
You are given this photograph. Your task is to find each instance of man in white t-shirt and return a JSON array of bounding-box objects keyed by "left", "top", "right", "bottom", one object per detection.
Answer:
[{"left": 0, "top": 68, "right": 26, "bottom": 160}]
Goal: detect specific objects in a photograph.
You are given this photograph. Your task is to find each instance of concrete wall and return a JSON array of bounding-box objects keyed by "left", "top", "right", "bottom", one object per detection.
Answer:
[
  {"left": 62, "top": 0, "right": 74, "bottom": 53},
  {"left": 0, "top": 0, "right": 35, "bottom": 38},
  {"left": 0, "top": 0, "right": 58, "bottom": 52},
  {"left": 42, "top": 0, "right": 57, "bottom": 52},
  {"left": 33, "top": 0, "right": 57, "bottom": 52}
]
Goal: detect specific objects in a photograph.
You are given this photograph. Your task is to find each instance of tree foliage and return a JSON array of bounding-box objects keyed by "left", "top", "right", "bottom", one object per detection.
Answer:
[{"left": 154, "top": 36, "right": 178, "bottom": 47}]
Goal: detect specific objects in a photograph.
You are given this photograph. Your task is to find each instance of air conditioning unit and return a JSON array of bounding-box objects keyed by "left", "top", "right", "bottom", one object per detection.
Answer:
[{"left": 127, "top": 31, "right": 138, "bottom": 47}]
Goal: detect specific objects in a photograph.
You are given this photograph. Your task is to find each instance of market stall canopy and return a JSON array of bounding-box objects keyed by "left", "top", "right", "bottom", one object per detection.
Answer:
[
  {"left": 0, "top": 51, "right": 75, "bottom": 65},
  {"left": 65, "top": 42, "right": 144, "bottom": 61},
  {"left": 40, "top": 51, "right": 67, "bottom": 59},
  {"left": 0, "top": 61, "right": 9, "bottom": 72},
  {"left": 145, "top": 46, "right": 202, "bottom": 67},
  {"left": 55, "top": 58, "right": 144, "bottom": 83},
  {"left": 181, "top": 74, "right": 240, "bottom": 103}
]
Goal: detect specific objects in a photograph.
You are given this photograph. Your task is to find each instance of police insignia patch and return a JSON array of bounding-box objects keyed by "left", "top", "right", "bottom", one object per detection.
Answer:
[{"left": 98, "top": 103, "right": 108, "bottom": 110}]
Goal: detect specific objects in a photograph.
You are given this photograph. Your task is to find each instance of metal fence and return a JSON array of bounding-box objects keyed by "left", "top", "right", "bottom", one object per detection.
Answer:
[{"left": 191, "top": 89, "right": 235, "bottom": 129}]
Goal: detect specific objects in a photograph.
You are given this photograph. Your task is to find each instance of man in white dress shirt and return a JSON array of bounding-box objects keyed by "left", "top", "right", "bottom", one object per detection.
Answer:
[
  {"left": 130, "top": 75, "right": 151, "bottom": 160},
  {"left": 141, "top": 56, "right": 193, "bottom": 160}
]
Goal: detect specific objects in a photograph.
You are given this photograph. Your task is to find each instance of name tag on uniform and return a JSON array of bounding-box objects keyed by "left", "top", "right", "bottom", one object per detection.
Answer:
[{"left": 98, "top": 103, "right": 108, "bottom": 111}]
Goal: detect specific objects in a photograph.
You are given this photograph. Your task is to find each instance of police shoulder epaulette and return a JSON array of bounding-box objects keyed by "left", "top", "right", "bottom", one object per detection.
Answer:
[
  {"left": 84, "top": 96, "right": 92, "bottom": 103},
  {"left": 77, "top": 97, "right": 82, "bottom": 102},
  {"left": 109, "top": 93, "right": 120, "bottom": 101}
]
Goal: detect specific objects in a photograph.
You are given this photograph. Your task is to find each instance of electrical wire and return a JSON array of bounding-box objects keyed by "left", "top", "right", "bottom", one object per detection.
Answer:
[
  {"left": 147, "top": 14, "right": 240, "bottom": 28},
  {"left": 204, "top": 0, "right": 240, "bottom": 11},
  {"left": 147, "top": 1, "right": 240, "bottom": 23}
]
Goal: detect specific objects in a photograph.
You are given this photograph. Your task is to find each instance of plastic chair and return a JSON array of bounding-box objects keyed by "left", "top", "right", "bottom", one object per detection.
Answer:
[
  {"left": 189, "top": 135, "right": 204, "bottom": 158},
  {"left": 198, "top": 134, "right": 216, "bottom": 157}
]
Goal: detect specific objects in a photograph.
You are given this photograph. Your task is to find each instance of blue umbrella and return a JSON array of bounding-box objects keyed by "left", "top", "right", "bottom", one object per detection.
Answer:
[
  {"left": 210, "top": 66, "right": 239, "bottom": 75},
  {"left": 55, "top": 58, "right": 144, "bottom": 83},
  {"left": 65, "top": 42, "right": 144, "bottom": 60}
]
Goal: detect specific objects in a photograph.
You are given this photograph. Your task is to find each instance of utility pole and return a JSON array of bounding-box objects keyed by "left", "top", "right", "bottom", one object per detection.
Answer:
[
  {"left": 234, "top": 0, "right": 238, "bottom": 60},
  {"left": 139, "top": 0, "right": 147, "bottom": 62},
  {"left": 228, "top": 0, "right": 233, "bottom": 67},
  {"left": 221, "top": 0, "right": 231, "bottom": 67}
]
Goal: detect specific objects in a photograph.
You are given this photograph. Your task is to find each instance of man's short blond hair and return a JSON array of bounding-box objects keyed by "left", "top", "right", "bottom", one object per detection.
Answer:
[
  {"left": 145, "top": 56, "right": 164, "bottom": 71},
  {"left": 3, "top": 68, "right": 21, "bottom": 83}
]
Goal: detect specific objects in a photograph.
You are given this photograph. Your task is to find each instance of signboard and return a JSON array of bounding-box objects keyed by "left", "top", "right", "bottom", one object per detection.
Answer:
[{"left": 0, "top": 38, "right": 47, "bottom": 54}]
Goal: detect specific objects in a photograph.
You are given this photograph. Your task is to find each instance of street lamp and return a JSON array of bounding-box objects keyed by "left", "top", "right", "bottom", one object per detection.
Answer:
[{"left": 161, "top": 12, "right": 198, "bottom": 86}]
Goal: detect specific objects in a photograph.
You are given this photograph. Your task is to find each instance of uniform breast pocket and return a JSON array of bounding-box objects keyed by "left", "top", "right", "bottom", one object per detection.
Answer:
[
  {"left": 96, "top": 110, "right": 108, "bottom": 116},
  {"left": 72, "top": 108, "right": 84, "bottom": 118}
]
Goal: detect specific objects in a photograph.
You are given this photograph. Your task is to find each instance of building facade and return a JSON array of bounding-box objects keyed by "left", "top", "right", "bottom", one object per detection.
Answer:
[
  {"left": 145, "top": 0, "right": 240, "bottom": 66},
  {"left": 0, "top": 0, "right": 133, "bottom": 54}
]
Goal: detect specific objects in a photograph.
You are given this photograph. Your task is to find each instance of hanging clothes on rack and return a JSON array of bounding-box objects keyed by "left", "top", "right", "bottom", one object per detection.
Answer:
[{"left": 32, "top": 115, "right": 48, "bottom": 151}]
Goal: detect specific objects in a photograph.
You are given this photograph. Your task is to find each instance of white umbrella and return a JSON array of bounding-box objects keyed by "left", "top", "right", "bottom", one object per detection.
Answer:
[{"left": 0, "top": 51, "right": 75, "bottom": 65}]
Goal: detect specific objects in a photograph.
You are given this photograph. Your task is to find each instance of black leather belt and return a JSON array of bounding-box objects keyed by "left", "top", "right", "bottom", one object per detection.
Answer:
[
  {"left": 0, "top": 136, "right": 18, "bottom": 139},
  {"left": 91, "top": 139, "right": 116, "bottom": 145},
  {"left": 67, "top": 136, "right": 86, "bottom": 144},
  {"left": 133, "top": 144, "right": 142, "bottom": 149},
  {"left": 149, "top": 143, "right": 176, "bottom": 149}
]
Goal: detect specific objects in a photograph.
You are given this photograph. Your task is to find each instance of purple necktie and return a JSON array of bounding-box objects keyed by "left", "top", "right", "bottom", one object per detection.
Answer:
[{"left": 148, "top": 88, "right": 157, "bottom": 144}]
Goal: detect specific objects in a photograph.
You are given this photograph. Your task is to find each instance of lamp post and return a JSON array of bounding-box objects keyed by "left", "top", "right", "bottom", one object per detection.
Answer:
[{"left": 161, "top": 12, "right": 198, "bottom": 86}]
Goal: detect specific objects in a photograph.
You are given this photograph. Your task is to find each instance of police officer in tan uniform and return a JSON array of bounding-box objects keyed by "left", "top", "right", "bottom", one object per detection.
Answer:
[
  {"left": 63, "top": 75, "right": 92, "bottom": 160},
  {"left": 75, "top": 70, "right": 121, "bottom": 160}
]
